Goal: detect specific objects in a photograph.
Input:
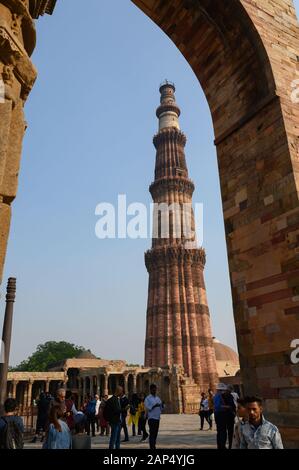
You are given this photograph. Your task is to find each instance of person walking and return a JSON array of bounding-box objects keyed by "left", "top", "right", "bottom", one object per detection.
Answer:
[
  {"left": 104, "top": 385, "right": 123, "bottom": 450},
  {"left": 85, "top": 396, "right": 97, "bottom": 438},
  {"left": 99, "top": 395, "right": 110, "bottom": 436},
  {"left": 42, "top": 405, "right": 72, "bottom": 449},
  {"left": 65, "top": 391, "right": 78, "bottom": 433},
  {"left": 128, "top": 393, "right": 140, "bottom": 437},
  {"left": 207, "top": 389, "right": 214, "bottom": 430},
  {"left": 120, "top": 390, "right": 130, "bottom": 442},
  {"left": 232, "top": 398, "right": 248, "bottom": 449},
  {"left": 144, "top": 384, "right": 164, "bottom": 450},
  {"left": 31, "top": 392, "right": 51, "bottom": 443},
  {"left": 95, "top": 394, "right": 101, "bottom": 433},
  {"left": 0, "top": 398, "right": 24, "bottom": 449},
  {"left": 138, "top": 393, "right": 148, "bottom": 442},
  {"left": 199, "top": 392, "right": 212, "bottom": 430},
  {"left": 240, "top": 396, "right": 283, "bottom": 449},
  {"left": 214, "top": 383, "right": 236, "bottom": 449}
]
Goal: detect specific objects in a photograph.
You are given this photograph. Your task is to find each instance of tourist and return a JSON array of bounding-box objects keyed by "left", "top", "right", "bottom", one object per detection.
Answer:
[
  {"left": 138, "top": 393, "right": 148, "bottom": 442},
  {"left": 228, "top": 385, "right": 239, "bottom": 409},
  {"left": 72, "top": 414, "right": 91, "bottom": 449},
  {"left": 120, "top": 390, "right": 130, "bottom": 442},
  {"left": 128, "top": 393, "right": 140, "bottom": 437},
  {"left": 232, "top": 398, "right": 248, "bottom": 449},
  {"left": 42, "top": 404, "right": 72, "bottom": 449},
  {"left": 65, "top": 391, "right": 78, "bottom": 432},
  {"left": 99, "top": 395, "right": 110, "bottom": 436},
  {"left": 85, "top": 395, "right": 97, "bottom": 438},
  {"left": 31, "top": 392, "right": 51, "bottom": 443},
  {"left": 95, "top": 394, "right": 101, "bottom": 433},
  {"left": 144, "top": 383, "right": 164, "bottom": 450},
  {"left": 199, "top": 392, "right": 212, "bottom": 430},
  {"left": 51, "top": 387, "right": 66, "bottom": 415},
  {"left": 208, "top": 389, "right": 214, "bottom": 430},
  {"left": 214, "top": 383, "right": 236, "bottom": 449},
  {"left": 240, "top": 396, "right": 283, "bottom": 449},
  {"left": 104, "top": 385, "right": 123, "bottom": 449},
  {"left": 0, "top": 398, "right": 24, "bottom": 449}
]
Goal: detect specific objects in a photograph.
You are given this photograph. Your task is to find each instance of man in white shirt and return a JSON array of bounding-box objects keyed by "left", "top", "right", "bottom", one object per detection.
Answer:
[
  {"left": 144, "top": 384, "right": 164, "bottom": 450},
  {"left": 95, "top": 394, "right": 101, "bottom": 433}
]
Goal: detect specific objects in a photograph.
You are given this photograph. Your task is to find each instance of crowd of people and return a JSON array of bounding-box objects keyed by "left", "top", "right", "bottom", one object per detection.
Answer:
[
  {"left": 0, "top": 383, "right": 164, "bottom": 450},
  {"left": 0, "top": 381, "right": 284, "bottom": 449}
]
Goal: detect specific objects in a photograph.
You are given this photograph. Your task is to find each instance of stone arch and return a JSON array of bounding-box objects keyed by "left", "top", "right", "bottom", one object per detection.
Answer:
[{"left": 0, "top": 0, "right": 298, "bottom": 447}]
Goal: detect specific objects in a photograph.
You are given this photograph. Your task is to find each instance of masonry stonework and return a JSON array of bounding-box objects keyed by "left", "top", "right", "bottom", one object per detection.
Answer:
[{"left": 144, "top": 83, "right": 218, "bottom": 396}]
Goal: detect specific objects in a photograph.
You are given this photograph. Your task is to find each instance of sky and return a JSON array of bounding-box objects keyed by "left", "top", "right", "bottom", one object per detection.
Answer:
[{"left": 2, "top": 0, "right": 299, "bottom": 367}]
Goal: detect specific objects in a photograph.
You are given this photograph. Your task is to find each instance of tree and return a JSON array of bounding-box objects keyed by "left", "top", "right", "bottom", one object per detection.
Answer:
[{"left": 13, "top": 341, "right": 87, "bottom": 371}]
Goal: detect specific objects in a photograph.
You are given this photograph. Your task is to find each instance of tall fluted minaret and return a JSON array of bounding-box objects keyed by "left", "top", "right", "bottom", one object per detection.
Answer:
[{"left": 144, "top": 82, "right": 218, "bottom": 391}]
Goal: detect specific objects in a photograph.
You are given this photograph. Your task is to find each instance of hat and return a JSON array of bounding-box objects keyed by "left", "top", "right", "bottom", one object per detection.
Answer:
[{"left": 216, "top": 383, "right": 228, "bottom": 391}]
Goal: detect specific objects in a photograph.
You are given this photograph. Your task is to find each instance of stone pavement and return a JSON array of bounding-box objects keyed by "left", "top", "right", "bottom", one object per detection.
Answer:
[{"left": 25, "top": 414, "right": 217, "bottom": 449}]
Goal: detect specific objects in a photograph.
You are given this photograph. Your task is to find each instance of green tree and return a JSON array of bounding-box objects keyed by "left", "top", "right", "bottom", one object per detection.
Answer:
[{"left": 13, "top": 341, "right": 87, "bottom": 371}]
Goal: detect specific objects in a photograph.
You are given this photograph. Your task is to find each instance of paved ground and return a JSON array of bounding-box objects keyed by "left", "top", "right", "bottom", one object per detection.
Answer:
[{"left": 25, "top": 414, "right": 217, "bottom": 449}]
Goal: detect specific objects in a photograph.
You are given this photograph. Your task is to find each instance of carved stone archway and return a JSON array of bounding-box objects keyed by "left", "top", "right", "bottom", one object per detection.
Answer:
[{"left": 0, "top": 0, "right": 299, "bottom": 447}]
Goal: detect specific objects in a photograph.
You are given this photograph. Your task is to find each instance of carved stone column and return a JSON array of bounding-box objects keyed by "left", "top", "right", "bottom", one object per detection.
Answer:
[
  {"left": 45, "top": 379, "right": 50, "bottom": 393},
  {"left": 103, "top": 374, "right": 109, "bottom": 396},
  {"left": 27, "top": 379, "right": 33, "bottom": 408},
  {"left": 12, "top": 379, "right": 18, "bottom": 399},
  {"left": 133, "top": 374, "right": 137, "bottom": 393}
]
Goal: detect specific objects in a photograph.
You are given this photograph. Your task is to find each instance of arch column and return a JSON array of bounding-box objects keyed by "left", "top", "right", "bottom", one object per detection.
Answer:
[
  {"left": 27, "top": 379, "right": 34, "bottom": 408},
  {"left": 103, "top": 374, "right": 109, "bottom": 396},
  {"left": 12, "top": 380, "right": 18, "bottom": 399}
]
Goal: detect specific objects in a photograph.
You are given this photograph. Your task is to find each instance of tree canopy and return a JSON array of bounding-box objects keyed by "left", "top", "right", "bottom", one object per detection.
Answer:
[{"left": 13, "top": 341, "right": 88, "bottom": 371}]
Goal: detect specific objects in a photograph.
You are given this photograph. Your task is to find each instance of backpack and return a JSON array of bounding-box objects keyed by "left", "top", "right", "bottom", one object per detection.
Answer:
[
  {"left": 86, "top": 400, "right": 96, "bottom": 416},
  {"left": 0, "top": 417, "right": 24, "bottom": 449}
]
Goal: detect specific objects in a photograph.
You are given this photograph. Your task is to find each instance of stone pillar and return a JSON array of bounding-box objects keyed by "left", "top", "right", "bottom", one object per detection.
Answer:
[
  {"left": 45, "top": 380, "right": 50, "bottom": 393},
  {"left": 82, "top": 377, "right": 86, "bottom": 400},
  {"left": 103, "top": 374, "right": 109, "bottom": 396},
  {"left": 97, "top": 374, "right": 101, "bottom": 396},
  {"left": 133, "top": 374, "right": 137, "bottom": 393},
  {"left": 23, "top": 382, "right": 28, "bottom": 411},
  {"left": 89, "top": 376, "right": 94, "bottom": 396},
  {"left": 124, "top": 374, "right": 128, "bottom": 395},
  {"left": 27, "top": 379, "right": 33, "bottom": 408},
  {"left": 12, "top": 380, "right": 18, "bottom": 399},
  {"left": 78, "top": 378, "right": 82, "bottom": 408},
  {"left": 0, "top": 278, "right": 16, "bottom": 411}
]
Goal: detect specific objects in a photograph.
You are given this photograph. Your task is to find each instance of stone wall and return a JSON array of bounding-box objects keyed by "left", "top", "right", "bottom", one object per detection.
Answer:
[{"left": 133, "top": 0, "right": 299, "bottom": 448}]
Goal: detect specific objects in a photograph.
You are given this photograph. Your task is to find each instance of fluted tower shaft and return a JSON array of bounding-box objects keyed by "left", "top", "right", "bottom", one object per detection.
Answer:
[{"left": 144, "top": 83, "right": 218, "bottom": 390}]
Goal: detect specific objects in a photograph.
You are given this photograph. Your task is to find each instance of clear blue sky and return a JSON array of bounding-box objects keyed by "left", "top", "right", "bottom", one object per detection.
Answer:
[{"left": 2, "top": 0, "right": 299, "bottom": 366}]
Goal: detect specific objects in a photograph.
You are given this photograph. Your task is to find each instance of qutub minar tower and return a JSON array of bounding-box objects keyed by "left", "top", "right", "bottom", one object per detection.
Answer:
[{"left": 145, "top": 82, "right": 218, "bottom": 392}]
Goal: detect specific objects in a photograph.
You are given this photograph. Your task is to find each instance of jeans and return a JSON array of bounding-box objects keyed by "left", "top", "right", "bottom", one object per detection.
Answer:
[
  {"left": 121, "top": 415, "right": 129, "bottom": 441},
  {"left": 109, "top": 422, "right": 121, "bottom": 449},
  {"left": 200, "top": 410, "right": 212, "bottom": 430},
  {"left": 148, "top": 419, "right": 160, "bottom": 450},
  {"left": 215, "top": 412, "right": 235, "bottom": 449},
  {"left": 86, "top": 414, "right": 96, "bottom": 437}
]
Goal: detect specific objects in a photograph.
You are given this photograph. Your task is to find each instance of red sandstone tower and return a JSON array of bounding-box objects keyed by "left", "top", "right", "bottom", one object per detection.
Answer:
[{"left": 145, "top": 82, "right": 218, "bottom": 391}]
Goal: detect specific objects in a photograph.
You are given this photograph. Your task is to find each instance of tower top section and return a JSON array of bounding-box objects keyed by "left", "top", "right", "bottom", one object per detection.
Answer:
[{"left": 156, "top": 81, "right": 181, "bottom": 131}]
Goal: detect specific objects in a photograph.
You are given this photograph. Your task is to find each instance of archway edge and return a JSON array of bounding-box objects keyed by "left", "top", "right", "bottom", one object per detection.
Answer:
[
  {"left": 132, "top": 0, "right": 278, "bottom": 142},
  {"left": 133, "top": 0, "right": 299, "bottom": 448}
]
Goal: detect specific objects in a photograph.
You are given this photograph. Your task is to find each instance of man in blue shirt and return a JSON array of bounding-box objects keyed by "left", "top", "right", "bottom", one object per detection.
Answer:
[
  {"left": 240, "top": 396, "right": 283, "bottom": 449},
  {"left": 144, "top": 383, "right": 164, "bottom": 450}
]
